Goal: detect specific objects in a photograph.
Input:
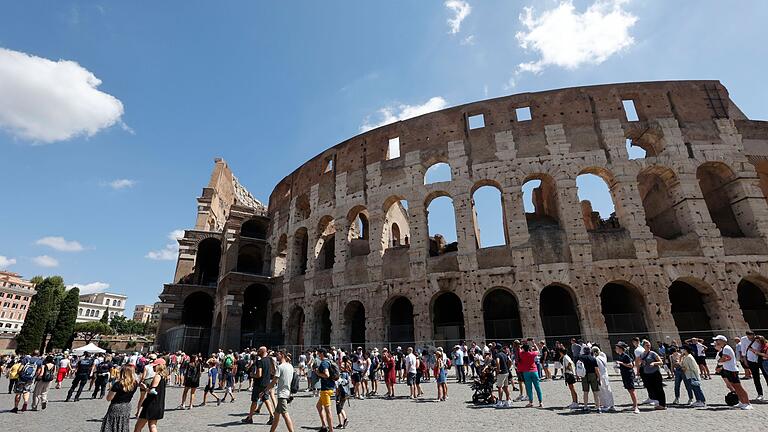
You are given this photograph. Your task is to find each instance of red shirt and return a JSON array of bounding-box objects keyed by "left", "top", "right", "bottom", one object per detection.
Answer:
[{"left": 517, "top": 351, "right": 538, "bottom": 373}]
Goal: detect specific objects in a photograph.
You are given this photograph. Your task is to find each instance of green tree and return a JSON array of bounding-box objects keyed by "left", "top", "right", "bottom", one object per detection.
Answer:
[
  {"left": 100, "top": 307, "right": 110, "bottom": 324},
  {"left": 16, "top": 276, "right": 58, "bottom": 354},
  {"left": 110, "top": 315, "right": 147, "bottom": 335},
  {"left": 47, "top": 287, "right": 80, "bottom": 351},
  {"left": 73, "top": 321, "right": 114, "bottom": 344}
]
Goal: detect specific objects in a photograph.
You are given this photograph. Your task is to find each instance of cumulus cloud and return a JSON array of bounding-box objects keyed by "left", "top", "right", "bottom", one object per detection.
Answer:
[
  {"left": 67, "top": 281, "right": 109, "bottom": 295},
  {"left": 36, "top": 236, "right": 84, "bottom": 252},
  {"left": 33, "top": 255, "right": 59, "bottom": 268},
  {"left": 109, "top": 179, "right": 137, "bottom": 190},
  {"left": 146, "top": 229, "right": 184, "bottom": 261},
  {"left": 445, "top": 1, "right": 472, "bottom": 34},
  {"left": 0, "top": 256, "right": 16, "bottom": 268},
  {"left": 360, "top": 97, "right": 449, "bottom": 132},
  {"left": 515, "top": 0, "right": 637, "bottom": 74},
  {"left": 0, "top": 47, "right": 125, "bottom": 144}
]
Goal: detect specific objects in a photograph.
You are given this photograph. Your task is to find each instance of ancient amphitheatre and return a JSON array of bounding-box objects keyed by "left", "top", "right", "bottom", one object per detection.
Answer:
[{"left": 156, "top": 80, "right": 768, "bottom": 355}]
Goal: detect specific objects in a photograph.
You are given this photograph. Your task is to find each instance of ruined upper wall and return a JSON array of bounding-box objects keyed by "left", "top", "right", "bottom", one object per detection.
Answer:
[
  {"left": 267, "top": 80, "right": 763, "bottom": 220},
  {"left": 194, "top": 158, "right": 266, "bottom": 232}
]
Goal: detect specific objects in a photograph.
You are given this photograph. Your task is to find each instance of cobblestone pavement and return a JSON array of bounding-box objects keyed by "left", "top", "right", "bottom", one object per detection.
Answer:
[{"left": 1, "top": 369, "right": 767, "bottom": 432}]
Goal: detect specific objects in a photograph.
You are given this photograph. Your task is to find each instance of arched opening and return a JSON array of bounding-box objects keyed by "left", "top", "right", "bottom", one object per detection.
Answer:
[
  {"left": 293, "top": 228, "right": 309, "bottom": 276},
  {"left": 387, "top": 297, "right": 414, "bottom": 344},
  {"left": 753, "top": 160, "right": 768, "bottom": 203},
  {"left": 382, "top": 197, "right": 410, "bottom": 250},
  {"left": 540, "top": 285, "right": 581, "bottom": 346},
  {"left": 522, "top": 175, "right": 560, "bottom": 230},
  {"left": 315, "top": 302, "right": 332, "bottom": 346},
  {"left": 236, "top": 244, "right": 265, "bottom": 275},
  {"left": 637, "top": 167, "right": 684, "bottom": 240},
  {"left": 241, "top": 284, "right": 270, "bottom": 335},
  {"left": 426, "top": 195, "right": 458, "bottom": 256},
  {"left": 424, "top": 162, "right": 452, "bottom": 184},
  {"left": 600, "top": 281, "right": 649, "bottom": 347},
  {"left": 483, "top": 288, "right": 522, "bottom": 341},
  {"left": 432, "top": 292, "right": 465, "bottom": 346},
  {"left": 697, "top": 162, "right": 744, "bottom": 238},
  {"left": 738, "top": 278, "right": 768, "bottom": 331},
  {"left": 294, "top": 193, "right": 311, "bottom": 222},
  {"left": 240, "top": 218, "right": 268, "bottom": 239},
  {"left": 576, "top": 172, "right": 620, "bottom": 230},
  {"left": 271, "top": 312, "right": 283, "bottom": 336},
  {"left": 182, "top": 290, "right": 214, "bottom": 354},
  {"left": 391, "top": 223, "right": 401, "bottom": 246},
  {"left": 343, "top": 301, "right": 366, "bottom": 346},
  {"left": 347, "top": 207, "right": 370, "bottom": 257},
  {"left": 274, "top": 234, "right": 287, "bottom": 276},
  {"left": 471, "top": 184, "right": 507, "bottom": 248},
  {"left": 668, "top": 280, "right": 715, "bottom": 341},
  {"left": 194, "top": 238, "right": 221, "bottom": 286},
  {"left": 315, "top": 217, "right": 336, "bottom": 270},
  {"left": 286, "top": 306, "right": 305, "bottom": 346}
]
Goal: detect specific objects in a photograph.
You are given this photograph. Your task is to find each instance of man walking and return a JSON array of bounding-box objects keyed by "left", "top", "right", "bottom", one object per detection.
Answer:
[
  {"left": 404, "top": 347, "right": 418, "bottom": 399},
  {"left": 493, "top": 344, "right": 511, "bottom": 408},
  {"left": 66, "top": 352, "right": 95, "bottom": 402},
  {"left": 242, "top": 346, "right": 274, "bottom": 425},
  {"left": 741, "top": 330, "right": 766, "bottom": 401},
  {"left": 315, "top": 348, "right": 336, "bottom": 432},
  {"left": 266, "top": 350, "right": 295, "bottom": 432},
  {"left": 713, "top": 335, "right": 752, "bottom": 410}
]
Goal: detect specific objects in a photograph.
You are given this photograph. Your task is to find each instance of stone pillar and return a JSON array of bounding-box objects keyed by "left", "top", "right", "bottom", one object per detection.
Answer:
[
  {"left": 502, "top": 178, "right": 530, "bottom": 246},
  {"left": 332, "top": 218, "right": 350, "bottom": 286},
  {"left": 673, "top": 172, "right": 724, "bottom": 257},
  {"left": 610, "top": 172, "right": 658, "bottom": 259},
  {"left": 219, "top": 296, "right": 242, "bottom": 351},
  {"left": 366, "top": 209, "right": 386, "bottom": 281},
  {"left": 556, "top": 178, "right": 593, "bottom": 263},
  {"left": 518, "top": 286, "right": 545, "bottom": 339},
  {"left": 454, "top": 189, "right": 479, "bottom": 271}
]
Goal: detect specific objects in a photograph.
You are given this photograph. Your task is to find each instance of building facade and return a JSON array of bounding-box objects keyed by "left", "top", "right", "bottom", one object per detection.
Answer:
[
  {"left": 133, "top": 304, "right": 155, "bottom": 323},
  {"left": 157, "top": 81, "right": 768, "bottom": 354},
  {"left": 0, "top": 271, "right": 35, "bottom": 334},
  {"left": 77, "top": 292, "right": 127, "bottom": 323}
]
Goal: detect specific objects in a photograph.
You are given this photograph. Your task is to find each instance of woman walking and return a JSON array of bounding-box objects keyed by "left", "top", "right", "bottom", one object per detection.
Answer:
[
  {"left": 518, "top": 344, "right": 543, "bottom": 407},
  {"left": 101, "top": 366, "right": 138, "bottom": 432},
  {"left": 179, "top": 355, "right": 202, "bottom": 409},
  {"left": 134, "top": 363, "right": 168, "bottom": 432},
  {"left": 639, "top": 340, "right": 667, "bottom": 410},
  {"left": 32, "top": 355, "right": 56, "bottom": 410}
]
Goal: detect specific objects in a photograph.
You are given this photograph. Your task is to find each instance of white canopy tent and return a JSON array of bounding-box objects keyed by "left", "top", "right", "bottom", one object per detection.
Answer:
[{"left": 71, "top": 343, "right": 106, "bottom": 355}]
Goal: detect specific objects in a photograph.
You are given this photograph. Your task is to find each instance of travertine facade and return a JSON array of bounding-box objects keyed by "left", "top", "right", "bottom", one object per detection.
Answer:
[{"left": 157, "top": 81, "right": 768, "bottom": 354}]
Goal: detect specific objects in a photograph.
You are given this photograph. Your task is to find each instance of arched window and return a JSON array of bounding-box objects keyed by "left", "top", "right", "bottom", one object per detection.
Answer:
[
  {"left": 697, "top": 162, "right": 745, "bottom": 238},
  {"left": 471, "top": 184, "right": 507, "bottom": 248},
  {"left": 391, "top": 223, "right": 401, "bottom": 247},
  {"left": 293, "top": 228, "right": 309, "bottom": 276},
  {"left": 426, "top": 195, "right": 458, "bottom": 256},
  {"left": 576, "top": 172, "right": 620, "bottom": 230},
  {"left": 522, "top": 175, "right": 560, "bottom": 229},
  {"left": 382, "top": 197, "right": 410, "bottom": 251},
  {"left": 347, "top": 208, "right": 370, "bottom": 257},
  {"left": 424, "top": 162, "right": 452, "bottom": 184},
  {"left": 315, "top": 217, "right": 336, "bottom": 270},
  {"left": 274, "top": 234, "right": 288, "bottom": 277},
  {"left": 194, "top": 238, "right": 221, "bottom": 286},
  {"left": 637, "top": 167, "right": 684, "bottom": 240},
  {"left": 240, "top": 218, "right": 268, "bottom": 239}
]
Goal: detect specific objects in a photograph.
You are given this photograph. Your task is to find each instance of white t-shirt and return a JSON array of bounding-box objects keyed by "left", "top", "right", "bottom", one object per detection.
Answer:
[
  {"left": 633, "top": 346, "right": 645, "bottom": 360},
  {"left": 274, "top": 362, "right": 294, "bottom": 399},
  {"left": 59, "top": 358, "right": 71, "bottom": 369},
  {"left": 720, "top": 345, "right": 739, "bottom": 372},
  {"left": 740, "top": 336, "right": 762, "bottom": 363},
  {"left": 405, "top": 353, "right": 417, "bottom": 374}
]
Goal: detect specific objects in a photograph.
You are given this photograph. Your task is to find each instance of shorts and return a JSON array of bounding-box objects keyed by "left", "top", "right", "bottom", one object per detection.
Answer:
[
  {"left": 621, "top": 372, "right": 635, "bottom": 390},
  {"left": 275, "top": 398, "right": 289, "bottom": 414},
  {"left": 204, "top": 384, "right": 215, "bottom": 393},
  {"left": 14, "top": 381, "right": 32, "bottom": 394},
  {"left": 581, "top": 373, "right": 600, "bottom": 392},
  {"left": 564, "top": 372, "right": 576, "bottom": 385},
  {"left": 695, "top": 356, "right": 706, "bottom": 365},
  {"left": 252, "top": 386, "right": 269, "bottom": 402},
  {"left": 318, "top": 389, "right": 334, "bottom": 407},
  {"left": 721, "top": 370, "right": 740, "bottom": 384},
  {"left": 495, "top": 372, "right": 509, "bottom": 388},
  {"left": 437, "top": 369, "right": 447, "bottom": 384},
  {"left": 57, "top": 367, "right": 68, "bottom": 382},
  {"left": 406, "top": 372, "right": 416, "bottom": 386},
  {"left": 351, "top": 372, "right": 361, "bottom": 384},
  {"left": 516, "top": 372, "right": 524, "bottom": 383}
]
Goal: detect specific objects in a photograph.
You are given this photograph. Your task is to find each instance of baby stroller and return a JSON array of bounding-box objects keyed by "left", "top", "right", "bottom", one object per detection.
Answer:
[{"left": 470, "top": 369, "right": 496, "bottom": 405}]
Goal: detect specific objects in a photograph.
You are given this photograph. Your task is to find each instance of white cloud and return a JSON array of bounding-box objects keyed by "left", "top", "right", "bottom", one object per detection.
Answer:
[
  {"left": 146, "top": 229, "right": 184, "bottom": 261},
  {"left": 503, "top": 76, "right": 517, "bottom": 91},
  {"left": 67, "top": 281, "right": 109, "bottom": 295},
  {"left": 515, "top": 0, "right": 637, "bottom": 74},
  {"left": 460, "top": 35, "right": 475, "bottom": 46},
  {"left": 445, "top": 1, "right": 472, "bottom": 34},
  {"left": 109, "top": 179, "right": 136, "bottom": 190},
  {"left": 0, "top": 47, "right": 125, "bottom": 144},
  {"left": 35, "top": 236, "right": 84, "bottom": 252},
  {"left": 32, "top": 255, "right": 59, "bottom": 268},
  {"left": 360, "top": 97, "right": 449, "bottom": 132},
  {"left": 0, "top": 256, "right": 16, "bottom": 268}
]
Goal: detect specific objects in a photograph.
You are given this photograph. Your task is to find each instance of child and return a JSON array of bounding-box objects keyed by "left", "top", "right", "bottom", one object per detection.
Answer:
[
  {"left": 201, "top": 359, "right": 221, "bottom": 406},
  {"left": 335, "top": 363, "right": 350, "bottom": 430}
]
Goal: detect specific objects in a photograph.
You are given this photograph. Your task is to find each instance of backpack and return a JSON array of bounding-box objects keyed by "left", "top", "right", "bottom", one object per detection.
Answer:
[
  {"left": 328, "top": 361, "right": 340, "bottom": 381},
  {"left": 135, "top": 358, "right": 146, "bottom": 374},
  {"left": 575, "top": 360, "right": 587, "bottom": 378},
  {"left": 41, "top": 364, "right": 54, "bottom": 382},
  {"left": 725, "top": 391, "right": 739, "bottom": 406},
  {"left": 445, "top": 358, "right": 452, "bottom": 369},
  {"left": 185, "top": 364, "right": 201, "bottom": 381},
  {"left": 290, "top": 371, "right": 300, "bottom": 394},
  {"left": 224, "top": 355, "right": 234, "bottom": 370},
  {"left": 20, "top": 362, "right": 37, "bottom": 382}
]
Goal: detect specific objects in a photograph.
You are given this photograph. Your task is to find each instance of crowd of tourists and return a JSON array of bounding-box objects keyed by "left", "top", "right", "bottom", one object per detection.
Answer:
[{"left": 1, "top": 330, "right": 767, "bottom": 431}]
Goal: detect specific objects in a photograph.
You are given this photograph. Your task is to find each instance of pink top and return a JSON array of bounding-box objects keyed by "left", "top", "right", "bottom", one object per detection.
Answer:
[{"left": 517, "top": 351, "right": 538, "bottom": 373}]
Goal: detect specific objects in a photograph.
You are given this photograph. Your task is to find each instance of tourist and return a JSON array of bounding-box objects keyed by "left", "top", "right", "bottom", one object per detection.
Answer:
[
  {"left": 639, "top": 340, "right": 666, "bottom": 409},
  {"left": 92, "top": 355, "right": 114, "bottom": 399},
  {"left": 511, "top": 340, "right": 527, "bottom": 402},
  {"left": 754, "top": 335, "right": 768, "bottom": 377},
  {"left": 134, "top": 353, "right": 157, "bottom": 416},
  {"left": 179, "top": 355, "right": 202, "bottom": 409},
  {"left": 335, "top": 355, "right": 351, "bottom": 430},
  {"left": 415, "top": 350, "right": 425, "bottom": 397},
  {"left": 493, "top": 344, "right": 511, "bottom": 408},
  {"left": 558, "top": 347, "right": 579, "bottom": 409},
  {"left": 669, "top": 346, "right": 692, "bottom": 405},
  {"left": 593, "top": 346, "right": 615, "bottom": 412},
  {"left": 350, "top": 348, "right": 363, "bottom": 398},
  {"left": 552, "top": 342, "right": 563, "bottom": 380},
  {"left": 452, "top": 345, "right": 465, "bottom": 383},
  {"left": 243, "top": 346, "right": 274, "bottom": 425},
  {"left": 222, "top": 353, "right": 236, "bottom": 403},
  {"left": 395, "top": 347, "right": 404, "bottom": 383},
  {"left": 381, "top": 348, "right": 396, "bottom": 398},
  {"left": 267, "top": 350, "right": 295, "bottom": 432},
  {"left": 315, "top": 348, "right": 336, "bottom": 432},
  {"left": 680, "top": 345, "right": 706, "bottom": 407},
  {"left": 435, "top": 348, "right": 448, "bottom": 401},
  {"left": 201, "top": 357, "right": 221, "bottom": 406},
  {"left": 693, "top": 338, "right": 711, "bottom": 379},
  {"left": 101, "top": 365, "right": 138, "bottom": 432},
  {"left": 11, "top": 356, "right": 37, "bottom": 412},
  {"left": 614, "top": 342, "right": 639, "bottom": 413},
  {"left": 135, "top": 362, "right": 168, "bottom": 432},
  {"left": 55, "top": 351, "right": 71, "bottom": 389},
  {"left": 66, "top": 351, "right": 95, "bottom": 402},
  {"left": 713, "top": 334, "right": 752, "bottom": 410},
  {"left": 741, "top": 330, "right": 766, "bottom": 401},
  {"left": 367, "top": 348, "right": 379, "bottom": 396},
  {"left": 576, "top": 346, "right": 601, "bottom": 412},
  {"left": 538, "top": 341, "right": 551, "bottom": 380},
  {"left": 518, "top": 343, "right": 542, "bottom": 408},
  {"left": 404, "top": 347, "right": 418, "bottom": 399},
  {"left": 6, "top": 356, "right": 21, "bottom": 395}
]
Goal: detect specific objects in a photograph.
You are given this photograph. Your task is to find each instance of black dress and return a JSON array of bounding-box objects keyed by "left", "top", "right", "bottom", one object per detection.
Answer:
[{"left": 138, "top": 377, "right": 166, "bottom": 420}]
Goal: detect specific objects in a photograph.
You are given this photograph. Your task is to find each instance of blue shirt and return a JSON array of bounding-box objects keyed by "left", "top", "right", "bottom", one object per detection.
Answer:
[
  {"left": 318, "top": 360, "right": 335, "bottom": 391},
  {"left": 208, "top": 367, "right": 218, "bottom": 387},
  {"left": 453, "top": 351, "right": 463, "bottom": 366}
]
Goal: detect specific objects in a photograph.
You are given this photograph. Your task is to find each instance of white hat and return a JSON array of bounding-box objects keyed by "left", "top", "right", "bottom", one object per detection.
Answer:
[{"left": 712, "top": 335, "right": 728, "bottom": 342}]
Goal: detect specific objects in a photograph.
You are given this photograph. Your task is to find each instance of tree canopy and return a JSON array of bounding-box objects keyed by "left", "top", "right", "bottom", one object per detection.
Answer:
[
  {"left": 73, "top": 321, "right": 114, "bottom": 344},
  {"left": 15, "top": 276, "right": 65, "bottom": 354},
  {"left": 47, "top": 287, "right": 80, "bottom": 351}
]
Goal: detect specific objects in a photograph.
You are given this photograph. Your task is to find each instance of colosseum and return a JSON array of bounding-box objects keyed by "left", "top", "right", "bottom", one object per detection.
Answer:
[{"left": 156, "top": 80, "right": 768, "bottom": 355}]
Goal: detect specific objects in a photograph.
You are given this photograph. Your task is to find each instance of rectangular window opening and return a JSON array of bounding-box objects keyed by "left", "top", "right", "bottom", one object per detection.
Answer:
[
  {"left": 468, "top": 113, "right": 485, "bottom": 130},
  {"left": 387, "top": 137, "right": 400, "bottom": 160},
  {"left": 515, "top": 106, "right": 531, "bottom": 122},
  {"left": 622, "top": 99, "right": 639, "bottom": 122},
  {"left": 324, "top": 157, "right": 334, "bottom": 173}
]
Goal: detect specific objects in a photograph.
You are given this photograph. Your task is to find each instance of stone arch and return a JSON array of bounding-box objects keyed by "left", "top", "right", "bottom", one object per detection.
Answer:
[
  {"left": 274, "top": 234, "right": 288, "bottom": 276},
  {"left": 314, "top": 300, "right": 332, "bottom": 346},
  {"left": 424, "top": 162, "right": 452, "bottom": 184},
  {"left": 522, "top": 173, "right": 560, "bottom": 229},
  {"left": 431, "top": 291, "right": 465, "bottom": 346},
  {"left": 343, "top": 300, "right": 366, "bottom": 346},
  {"left": 738, "top": 276, "right": 768, "bottom": 331},
  {"left": 294, "top": 193, "right": 311, "bottom": 222},
  {"left": 292, "top": 228, "right": 309, "bottom": 275},
  {"left": 237, "top": 244, "right": 265, "bottom": 274},
  {"left": 385, "top": 296, "right": 414, "bottom": 344},
  {"left": 425, "top": 192, "right": 458, "bottom": 256},
  {"left": 482, "top": 287, "right": 522, "bottom": 341},
  {"left": 752, "top": 160, "right": 768, "bottom": 203},
  {"left": 696, "top": 162, "right": 745, "bottom": 238},
  {"left": 347, "top": 206, "right": 371, "bottom": 257},
  {"left": 240, "top": 217, "right": 268, "bottom": 239},
  {"left": 667, "top": 278, "right": 719, "bottom": 342},
  {"left": 637, "top": 165, "right": 684, "bottom": 240},
  {"left": 382, "top": 196, "right": 410, "bottom": 250},
  {"left": 471, "top": 181, "right": 508, "bottom": 248},
  {"left": 286, "top": 305, "right": 305, "bottom": 346},
  {"left": 194, "top": 238, "right": 221, "bottom": 286},
  {"left": 182, "top": 291, "right": 214, "bottom": 327},
  {"left": 315, "top": 216, "right": 336, "bottom": 270},
  {"left": 540, "top": 284, "right": 582, "bottom": 345},
  {"left": 576, "top": 168, "right": 621, "bottom": 230},
  {"left": 271, "top": 312, "right": 283, "bottom": 337},
  {"left": 600, "top": 280, "right": 649, "bottom": 347},
  {"left": 241, "top": 284, "right": 270, "bottom": 335}
]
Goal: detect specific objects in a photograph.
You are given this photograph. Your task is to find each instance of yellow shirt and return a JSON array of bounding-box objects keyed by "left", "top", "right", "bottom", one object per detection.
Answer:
[{"left": 7, "top": 363, "right": 22, "bottom": 379}]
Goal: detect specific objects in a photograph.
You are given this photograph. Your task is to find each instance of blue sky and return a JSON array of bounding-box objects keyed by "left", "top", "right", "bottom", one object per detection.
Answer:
[{"left": 1, "top": 1, "right": 767, "bottom": 314}]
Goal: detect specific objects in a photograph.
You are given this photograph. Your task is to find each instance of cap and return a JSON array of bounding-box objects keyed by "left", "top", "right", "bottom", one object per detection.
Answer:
[
  {"left": 615, "top": 341, "right": 628, "bottom": 349},
  {"left": 712, "top": 335, "right": 728, "bottom": 342}
]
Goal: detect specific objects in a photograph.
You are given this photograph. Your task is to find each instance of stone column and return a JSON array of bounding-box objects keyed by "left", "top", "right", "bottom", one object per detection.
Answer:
[
  {"left": 332, "top": 218, "right": 350, "bottom": 286},
  {"left": 556, "top": 178, "right": 593, "bottom": 263},
  {"left": 453, "top": 188, "right": 479, "bottom": 271},
  {"left": 366, "top": 209, "right": 386, "bottom": 281},
  {"left": 501, "top": 178, "right": 530, "bottom": 246},
  {"left": 610, "top": 172, "right": 658, "bottom": 259},
  {"left": 672, "top": 172, "right": 724, "bottom": 257}
]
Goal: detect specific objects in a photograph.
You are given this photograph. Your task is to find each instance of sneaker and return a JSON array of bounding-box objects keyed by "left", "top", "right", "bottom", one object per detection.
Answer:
[
  {"left": 521, "top": 395, "right": 529, "bottom": 401},
  {"left": 649, "top": 399, "right": 659, "bottom": 406},
  {"left": 691, "top": 401, "right": 706, "bottom": 408},
  {"left": 758, "top": 395, "right": 764, "bottom": 401},
  {"left": 10, "top": 408, "right": 17, "bottom": 413},
  {"left": 41, "top": 402, "right": 47, "bottom": 410},
  {"left": 633, "top": 407, "right": 640, "bottom": 414},
  {"left": 741, "top": 404, "right": 754, "bottom": 410},
  {"left": 495, "top": 401, "right": 504, "bottom": 408},
  {"left": 241, "top": 417, "right": 253, "bottom": 424},
  {"left": 672, "top": 398, "right": 679, "bottom": 405},
  {"left": 567, "top": 402, "right": 580, "bottom": 409},
  {"left": 266, "top": 417, "right": 273, "bottom": 425},
  {"left": 641, "top": 398, "right": 652, "bottom": 405},
  {"left": 686, "top": 398, "right": 693, "bottom": 405},
  {"left": 504, "top": 400, "right": 512, "bottom": 408},
  {"left": 343, "top": 419, "right": 349, "bottom": 428}
]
